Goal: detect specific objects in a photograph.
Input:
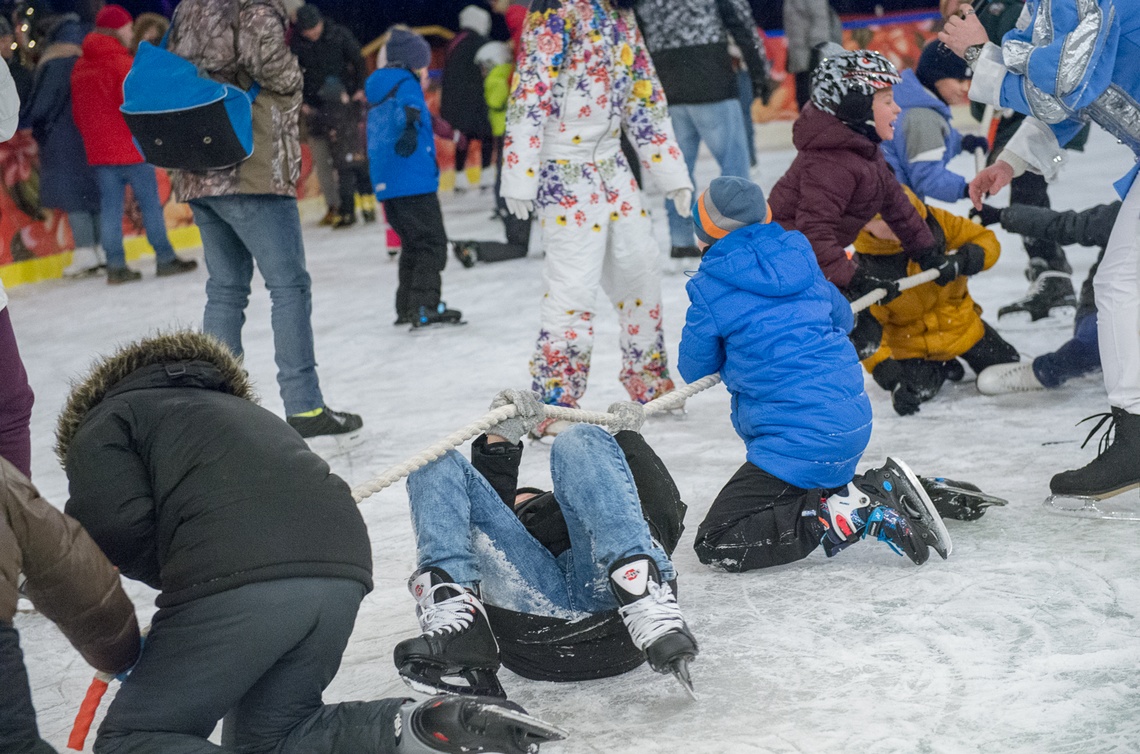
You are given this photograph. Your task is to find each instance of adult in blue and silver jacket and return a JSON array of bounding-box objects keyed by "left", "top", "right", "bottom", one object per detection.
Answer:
[
  {"left": 678, "top": 176, "right": 873, "bottom": 572},
  {"left": 882, "top": 42, "right": 985, "bottom": 204},
  {"left": 941, "top": 0, "right": 1140, "bottom": 501}
]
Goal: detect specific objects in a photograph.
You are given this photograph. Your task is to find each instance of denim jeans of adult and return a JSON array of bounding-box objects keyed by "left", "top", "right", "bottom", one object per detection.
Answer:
[
  {"left": 95, "top": 578, "right": 403, "bottom": 754},
  {"left": 189, "top": 195, "right": 323, "bottom": 416},
  {"left": 666, "top": 99, "right": 752, "bottom": 248},
  {"left": 95, "top": 164, "right": 177, "bottom": 270},
  {"left": 67, "top": 210, "right": 100, "bottom": 249},
  {"left": 406, "top": 424, "right": 675, "bottom": 618}
]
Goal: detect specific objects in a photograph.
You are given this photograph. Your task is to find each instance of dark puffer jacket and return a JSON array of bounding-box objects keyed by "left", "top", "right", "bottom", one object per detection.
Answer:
[
  {"left": 57, "top": 332, "right": 373, "bottom": 609},
  {"left": 471, "top": 431, "right": 687, "bottom": 683},
  {"left": 769, "top": 104, "right": 935, "bottom": 288},
  {"left": 440, "top": 30, "right": 492, "bottom": 139}
]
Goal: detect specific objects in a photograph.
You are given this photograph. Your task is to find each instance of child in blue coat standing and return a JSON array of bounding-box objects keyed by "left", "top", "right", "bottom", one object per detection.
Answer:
[
  {"left": 368, "top": 28, "right": 462, "bottom": 328},
  {"left": 678, "top": 176, "right": 954, "bottom": 572}
]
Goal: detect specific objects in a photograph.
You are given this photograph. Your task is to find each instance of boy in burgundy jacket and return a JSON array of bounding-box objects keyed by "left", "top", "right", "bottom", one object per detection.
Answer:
[{"left": 769, "top": 48, "right": 952, "bottom": 301}]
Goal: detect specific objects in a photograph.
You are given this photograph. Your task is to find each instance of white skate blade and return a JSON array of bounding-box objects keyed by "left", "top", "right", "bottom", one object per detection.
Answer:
[
  {"left": 408, "top": 320, "right": 468, "bottom": 333},
  {"left": 1043, "top": 484, "right": 1140, "bottom": 521},
  {"left": 996, "top": 306, "right": 1075, "bottom": 331},
  {"left": 890, "top": 458, "right": 953, "bottom": 559},
  {"left": 471, "top": 703, "right": 570, "bottom": 743}
]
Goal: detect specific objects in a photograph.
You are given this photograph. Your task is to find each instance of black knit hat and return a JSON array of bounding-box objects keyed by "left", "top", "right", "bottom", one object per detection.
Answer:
[
  {"left": 295, "top": 4, "right": 322, "bottom": 30},
  {"left": 916, "top": 41, "right": 972, "bottom": 93}
]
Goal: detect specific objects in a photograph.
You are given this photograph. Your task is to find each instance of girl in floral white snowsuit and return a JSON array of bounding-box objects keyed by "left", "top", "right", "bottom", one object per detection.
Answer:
[{"left": 501, "top": 0, "right": 692, "bottom": 411}]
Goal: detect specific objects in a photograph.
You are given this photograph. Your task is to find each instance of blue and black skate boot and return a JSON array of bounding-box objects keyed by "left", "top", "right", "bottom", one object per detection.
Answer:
[{"left": 854, "top": 457, "right": 953, "bottom": 560}]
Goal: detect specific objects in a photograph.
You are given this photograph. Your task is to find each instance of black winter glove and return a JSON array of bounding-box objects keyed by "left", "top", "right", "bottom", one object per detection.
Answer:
[
  {"left": 848, "top": 309, "right": 883, "bottom": 361},
  {"left": 873, "top": 358, "right": 945, "bottom": 416},
  {"left": 891, "top": 383, "right": 923, "bottom": 416},
  {"left": 953, "top": 243, "right": 987, "bottom": 276},
  {"left": 960, "top": 134, "right": 989, "bottom": 155},
  {"left": 395, "top": 106, "right": 420, "bottom": 158},
  {"left": 755, "top": 76, "right": 777, "bottom": 106},
  {"left": 969, "top": 203, "right": 1003, "bottom": 227},
  {"left": 847, "top": 267, "right": 901, "bottom": 304},
  {"left": 913, "top": 247, "right": 958, "bottom": 286}
]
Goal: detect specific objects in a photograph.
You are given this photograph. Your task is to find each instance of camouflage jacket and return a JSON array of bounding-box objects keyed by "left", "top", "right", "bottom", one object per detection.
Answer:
[{"left": 168, "top": 0, "right": 302, "bottom": 201}]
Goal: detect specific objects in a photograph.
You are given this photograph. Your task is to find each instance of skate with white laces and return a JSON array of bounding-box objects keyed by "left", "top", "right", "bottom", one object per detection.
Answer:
[
  {"left": 393, "top": 567, "right": 506, "bottom": 698},
  {"left": 608, "top": 555, "right": 699, "bottom": 698}
]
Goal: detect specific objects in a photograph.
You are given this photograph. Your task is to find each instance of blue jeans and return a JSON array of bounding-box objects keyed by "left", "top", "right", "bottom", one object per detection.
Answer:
[
  {"left": 189, "top": 195, "right": 323, "bottom": 415},
  {"left": 666, "top": 99, "right": 752, "bottom": 248},
  {"left": 406, "top": 424, "right": 675, "bottom": 618},
  {"left": 95, "top": 164, "right": 176, "bottom": 270},
  {"left": 1034, "top": 311, "right": 1101, "bottom": 388}
]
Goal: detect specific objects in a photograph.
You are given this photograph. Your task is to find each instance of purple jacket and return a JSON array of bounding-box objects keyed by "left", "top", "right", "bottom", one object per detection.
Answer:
[{"left": 769, "top": 104, "right": 935, "bottom": 288}]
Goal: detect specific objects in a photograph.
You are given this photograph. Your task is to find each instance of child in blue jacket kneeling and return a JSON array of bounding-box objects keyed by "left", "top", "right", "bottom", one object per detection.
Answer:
[
  {"left": 678, "top": 176, "right": 961, "bottom": 572},
  {"left": 367, "top": 28, "right": 462, "bottom": 328}
]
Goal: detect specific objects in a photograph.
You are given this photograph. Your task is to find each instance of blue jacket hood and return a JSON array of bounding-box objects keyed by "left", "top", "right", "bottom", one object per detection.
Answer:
[
  {"left": 894, "top": 70, "right": 950, "bottom": 120},
  {"left": 699, "top": 222, "right": 816, "bottom": 298}
]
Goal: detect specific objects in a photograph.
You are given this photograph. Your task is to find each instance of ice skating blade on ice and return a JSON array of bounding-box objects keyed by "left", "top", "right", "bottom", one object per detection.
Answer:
[{"left": 1043, "top": 486, "right": 1140, "bottom": 521}]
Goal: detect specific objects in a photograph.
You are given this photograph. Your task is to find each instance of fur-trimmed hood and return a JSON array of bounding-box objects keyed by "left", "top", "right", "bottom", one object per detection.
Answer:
[{"left": 56, "top": 330, "right": 257, "bottom": 464}]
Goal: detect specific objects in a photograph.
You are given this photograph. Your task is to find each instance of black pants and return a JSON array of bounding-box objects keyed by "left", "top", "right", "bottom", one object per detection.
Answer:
[
  {"left": 479, "top": 137, "right": 531, "bottom": 263},
  {"left": 96, "top": 578, "right": 403, "bottom": 754},
  {"left": 1010, "top": 172, "right": 1068, "bottom": 271},
  {"left": 693, "top": 462, "right": 828, "bottom": 573},
  {"left": 336, "top": 163, "right": 371, "bottom": 216},
  {"left": 383, "top": 192, "right": 448, "bottom": 318},
  {"left": 0, "top": 625, "right": 56, "bottom": 753},
  {"left": 961, "top": 322, "right": 1020, "bottom": 373},
  {"left": 455, "top": 133, "right": 494, "bottom": 173}
]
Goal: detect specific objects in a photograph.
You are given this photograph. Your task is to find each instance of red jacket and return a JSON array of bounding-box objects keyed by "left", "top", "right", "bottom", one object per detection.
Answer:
[
  {"left": 71, "top": 32, "right": 142, "bottom": 166},
  {"left": 769, "top": 104, "right": 935, "bottom": 288}
]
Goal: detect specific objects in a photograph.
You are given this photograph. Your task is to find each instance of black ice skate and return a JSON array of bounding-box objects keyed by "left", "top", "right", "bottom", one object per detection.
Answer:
[
  {"left": 398, "top": 695, "right": 568, "bottom": 754},
  {"left": 608, "top": 556, "right": 699, "bottom": 699},
  {"left": 997, "top": 270, "right": 1077, "bottom": 323},
  {"left": 1046, "top": 408, "right": 1140, "bottom": 520},
  {"left": 451, "top": 240, "right": 479, "bottom": 268},
  {"left": 853, "top": 458, "right": 953, "bottom": 560},
  {"left": 817, "top": 483, "right": 929, "bottom": 564},
  {"left": 918, "top": 476, "right": 1008, "bottom": 521},
  {"left": 393, "top": 567, "right": 506, "bottom": 699},
  {"left": 411, "top": 303, "right": 466, "bottom": 330},
  {"left": 286, "top": 406, "right": 363, "bottom": 438}
]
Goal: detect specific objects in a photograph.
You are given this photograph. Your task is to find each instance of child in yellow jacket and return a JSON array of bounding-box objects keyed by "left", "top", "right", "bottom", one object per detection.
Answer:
[{"left": 854, "top": 189, "right": 1020, "bottom": 415}]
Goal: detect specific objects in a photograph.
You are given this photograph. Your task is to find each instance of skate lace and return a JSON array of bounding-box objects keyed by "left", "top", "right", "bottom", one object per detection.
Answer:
[
  {"left": 418, "top": 584, "right": 478, "bottom": 635},
  {"left": 617, "top": 581, "right": 687, "bottom": 651},
  {"left": 1077, "top": 412, "right": 1116, "bottom": 456}
]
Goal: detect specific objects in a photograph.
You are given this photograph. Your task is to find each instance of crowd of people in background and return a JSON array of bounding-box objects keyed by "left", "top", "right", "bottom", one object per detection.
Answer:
[{"left": 2, "top": 0, "right": 1138, "bottom": 752}]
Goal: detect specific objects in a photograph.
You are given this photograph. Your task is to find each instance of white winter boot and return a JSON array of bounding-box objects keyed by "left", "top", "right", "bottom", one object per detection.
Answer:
[
  {"left": 976, "top": 362, "right": 1046, "bottom": 395},
  {"left": 62, "top": 246, "right": 104, "bottom": 278}
]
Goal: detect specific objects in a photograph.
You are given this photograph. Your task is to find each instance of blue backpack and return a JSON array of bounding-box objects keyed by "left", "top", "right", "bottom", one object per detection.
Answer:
[{"left": 120, "top": 17, "right": 260, "bottom": 171}]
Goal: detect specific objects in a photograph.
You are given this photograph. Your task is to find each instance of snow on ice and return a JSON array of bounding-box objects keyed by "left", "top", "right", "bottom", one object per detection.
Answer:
[{"left": 9, "top": 125, "right": 1140, "bottom": 753}]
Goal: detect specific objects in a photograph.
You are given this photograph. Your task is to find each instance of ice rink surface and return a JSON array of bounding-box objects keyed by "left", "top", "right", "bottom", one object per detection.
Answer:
[{"left": 10, "top": 125, "right": 1140, "bottom": 753}]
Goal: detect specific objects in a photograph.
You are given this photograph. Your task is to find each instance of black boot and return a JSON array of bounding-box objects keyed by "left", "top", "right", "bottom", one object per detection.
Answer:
[
  {"left": 608, "top": 556, "right": 698, "bottom": 693},
  {"left": 393, "top": 567, "right": 505, "bottom": 698},
  {"left": 451, "top": 240, "right": 479, "bottom": 268},
  {"left": 397, "top": 695, "right": 568, "bottom": 754},
  {"left": 998, "top": 269, "right": 1077, "bottom": 322},
  {"left": 412, "top": 303, "right": 465, "bottom": 329},
  {"left": 1050, "top": 408, "right": 1140, "bottom": 499},
  {"left": 286, "top": 406, "right": 363, "bottom": 438}
]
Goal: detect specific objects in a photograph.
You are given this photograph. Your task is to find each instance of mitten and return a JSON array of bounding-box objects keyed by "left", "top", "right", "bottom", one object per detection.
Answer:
[
  {"left": 891, "top": 383, "right": 922, "bottom": 416},
  {"left": 953, "top": 243, "right": 987, "bottom": 276},
  {"left": 847, "top": 267, "right": 901, "bottom": 303},
  {"left": 960, "top": 134, "right": 989, "bottom": 154},
  {"left": 969, "top": 203, "right": 1003, "bottom": 227},
  {"left": 395, "top": 106, "right": 420, "bottom": 158},
  {"left": 898, "top": 359, "right": 947, "bottom": 401},
  {"left": 606, "top": 401, "right": 646, "bottom": 434},
  {"left": 487, "top": 389, "right": 545, "bottom": 444},
  {"left": 849, "top": 309, "right": 883, "bottom": 361}
]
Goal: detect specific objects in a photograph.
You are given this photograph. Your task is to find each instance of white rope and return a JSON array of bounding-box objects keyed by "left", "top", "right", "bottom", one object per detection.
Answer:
[{"left": 351, "top": 267, "right": 942, "bottom": 503}]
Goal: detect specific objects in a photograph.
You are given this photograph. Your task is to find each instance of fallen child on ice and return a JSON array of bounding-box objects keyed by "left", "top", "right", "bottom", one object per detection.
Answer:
[
  {"left": 678, "top": 177, "right": 1003, "bottom": 574},
  {"left": 395, "top": 389, "right": 700, "bottom": 698}
]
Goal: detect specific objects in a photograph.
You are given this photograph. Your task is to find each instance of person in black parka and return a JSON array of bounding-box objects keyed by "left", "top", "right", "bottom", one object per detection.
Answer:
[
  {"left": 55, "top": 331, "right": 560, "bottom": 754},
  {"left": 25, "top": 15, "right": 105, "bottom": 278},
  {"left": 440, "top": 5, "right": 494, "bottom": 183}
]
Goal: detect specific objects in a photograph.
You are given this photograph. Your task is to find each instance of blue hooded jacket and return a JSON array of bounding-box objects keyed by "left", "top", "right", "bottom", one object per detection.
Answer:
[
  {"left": 678, "top": 222, "right": 872, "bottom": 489},
  {"left": 366, "top": 67, "right": 439, "bottom": 201},
  {"left": 880, "top": 69, "right": 966, "bottom": 204}
]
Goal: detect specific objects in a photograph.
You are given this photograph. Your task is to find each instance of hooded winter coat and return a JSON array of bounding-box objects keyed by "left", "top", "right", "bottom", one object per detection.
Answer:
[
  {"left": 441, "top": 29, "right": 493, "bottom": 139},
  {"left": 367, "top": 66, "right": 438, "bottom": 201},
  {"left": 768, "top": 104, "right": 936, "bottom": 289},
  {"left": 2, "top": 457, "right": 140, "bottom": 753},
  {"left": 57, "top": 332, "right": 373, "bottom": 609},
  {"left": 880, "top": 69, "right": 967, "bottom": 204},
  {"left": 678, "top": 221, "right": 872, "bottom": 490},
  {"left": 854, "top": 199, "right": 1000, "bottom": 369},
  {"left": 70, "top": 32, "right": 144, "bottom": 166},
  {"left": 26, "top": 20, "right": 100, "bottom": 212},
  {"left": 167, "top": 0, "right": 303, "bottom": 201}
]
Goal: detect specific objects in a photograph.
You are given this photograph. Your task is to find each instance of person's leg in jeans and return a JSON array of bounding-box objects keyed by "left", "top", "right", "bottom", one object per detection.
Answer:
[
  {"left": 665, "top": 105, "right": 701, "bottom": 250},
  {"left": 406, "top": 451, "right": 573, "bottom": 616},
  {"left": 548, "top": 424, "right": 675, "bottom": 612},
  {"left": 384, "top": 193, "right": 447, "bottom": 316},
  {"left": 96, "top": 578, "right": 399, "bottom": 754},
  {"left": 693, "top": 461, "right": 824, "bottom": 572},
  {"left": 1033, "top": 312, "right": 1101, "bottom": 388},
  {"left": 736, "top": 68, "right": 756, "bottom": 167},
  {"left": 191, "top": 195, "right": 323, "bottom": 415},
  {"left": 0, "top": 307, "right": 34, "bottom": 478},
  {"left": 192, "top": 199, "right": 255, "bottom": 358},
  {"left": 124, "top": 164, "right": 177, "bottom": 264},
  {"left": 95, "top": 166, "right": 129, "bottom": 270}
]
